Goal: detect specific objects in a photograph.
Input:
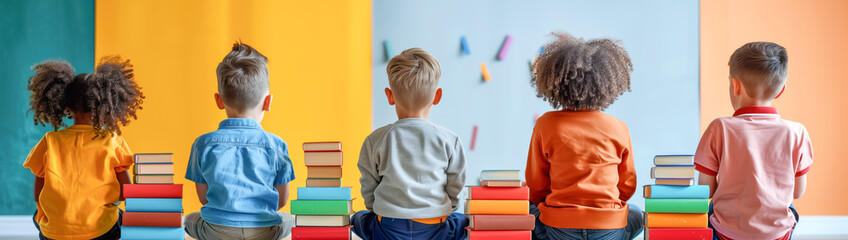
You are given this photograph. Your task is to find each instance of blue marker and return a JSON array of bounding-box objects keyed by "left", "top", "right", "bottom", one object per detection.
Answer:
[{"left": 460, "top": 36, "right": 470, "bottom": 55}]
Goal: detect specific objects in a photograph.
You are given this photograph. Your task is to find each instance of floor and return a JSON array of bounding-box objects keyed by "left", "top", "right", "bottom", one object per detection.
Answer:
[{"left": 1, "top": 215, "right": 845, "bottom": 240}]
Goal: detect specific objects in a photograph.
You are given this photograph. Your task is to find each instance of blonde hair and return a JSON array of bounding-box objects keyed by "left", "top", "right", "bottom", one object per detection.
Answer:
[
  {"left": 729, "top": 42, "right": 788, "bottom": 99},
  {"left": 387, "top": 48, "right": 441, "bottom": 110}
]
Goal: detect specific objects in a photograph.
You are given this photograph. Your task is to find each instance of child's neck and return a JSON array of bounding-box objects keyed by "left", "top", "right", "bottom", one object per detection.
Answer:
[
  {"left": 225, "top": 109, "right": 264, "bottom": 123},
  {"left": 734, "top": 97, "right": 774, "bottom": 111},
  {"left": 395, "top": 106, "right": 431, "bottom": 120},
  {"left": 71, "top": 111, "right": 93, "bottom": 125}
]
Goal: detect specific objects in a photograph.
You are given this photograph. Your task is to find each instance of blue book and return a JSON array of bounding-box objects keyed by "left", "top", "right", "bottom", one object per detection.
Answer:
[
  {"left": 122, "top": 226, "right": 184, "bottom": 240},
  {"left": 297, "top": 187, "right": 352, "bottom": 200},
  {"left": 125, "top": 198, "right": 182, "bottom": 212},
  {"left": 643, "top": 185, "right": 709, "bottom": 199},
  {"left": 480, "top": 170, "right": 520, "bottom": 181}
]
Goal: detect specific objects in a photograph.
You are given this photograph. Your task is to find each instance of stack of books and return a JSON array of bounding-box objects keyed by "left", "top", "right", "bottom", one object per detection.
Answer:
[
  {"left": 465, "top": 170, "right": 533, "bottom": 240},
  {"left": 291, "top": 142, "right": 353, "bottom": 240},
  {"left": 122, "top": 153, "right": 184, "bottom": 240},
  {"left": 303, "top": 142, "right": 343, "bottom": 187},
  {"left": 644, "top": 155, "right": 712, "bottom": 240}
]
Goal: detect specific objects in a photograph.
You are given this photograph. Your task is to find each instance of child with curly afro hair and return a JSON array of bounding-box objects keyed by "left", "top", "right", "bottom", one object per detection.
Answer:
[
  {"left": 23, "top": 56, "right": 144, "bottom": 240},
  {"left": 526, "top": 33, "right": 643, "bottom": 240}
]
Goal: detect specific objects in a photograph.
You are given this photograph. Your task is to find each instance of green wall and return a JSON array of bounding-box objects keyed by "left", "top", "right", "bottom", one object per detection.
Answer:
[{"left": 0, "top": 0, "right": 93, "bottom": 215}]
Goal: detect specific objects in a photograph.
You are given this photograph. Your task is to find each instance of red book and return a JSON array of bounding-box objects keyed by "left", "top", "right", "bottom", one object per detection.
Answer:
[
  {"left": 467, "top": 229, "right": 530, "bottom": 240},
  {"left": 647, "top": 228, "right": 713, "bottom": 240},
  {"left": 469, "top": 214, "right": 535, "bottom": 230},
  {"left": 123, "top": 184, "right": 182, "bottom": 198},
  {"left": 122, "top": 212, "right": 182, "bottom": 227},
  {"left": 468, "top": 186, "right": 529, "bottom": 200},
  {"left": 291, "top": 226, "right": 351, "bottom": 240}
]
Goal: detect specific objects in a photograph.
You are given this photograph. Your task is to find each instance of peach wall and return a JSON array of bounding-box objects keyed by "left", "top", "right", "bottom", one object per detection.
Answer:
[{"left": 701, "top": 0, "right": 848, "bottom": 215}]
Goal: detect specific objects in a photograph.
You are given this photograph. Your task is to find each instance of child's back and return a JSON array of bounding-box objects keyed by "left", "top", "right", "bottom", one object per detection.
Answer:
[
  {"left": 359, "top": 118, "right": 464, "bottom": 218},
  {"left": 695, "top": 42, "right": 812, "bottom": 240},
  {"left": 23, "top": 57, "right": 143, "bottom": 239}
]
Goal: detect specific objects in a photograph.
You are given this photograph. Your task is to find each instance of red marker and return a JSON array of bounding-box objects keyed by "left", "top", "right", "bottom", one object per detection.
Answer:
[{"left": 470, "top": 125, "right": 478, "bottom": 151}]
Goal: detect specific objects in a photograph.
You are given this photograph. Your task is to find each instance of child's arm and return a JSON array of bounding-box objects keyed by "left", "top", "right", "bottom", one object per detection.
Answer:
[
  {"left": 698, "top": 173, "right": 718, "bottom": 198},
  {"left": 34, "top": 176, "right": 44, "bottom": 202},
  {"left": 116, "top": 171, "right": 131, "bottom": 201},
  {"left": 275, "top": 184, "right": 289, "bottom": 210},
  {"left": 195, "top": 183, "right": 209, "bottom": 205},
  {"left": 526, "top": 128, "right": 550, "bottom": 204},
  {"left": 617, "top": 142, "right": 637, "bottom": 201},
  {"left": 794, "top": 175, "right": 806, "bottom": 199},
  {"left": 357, "top": 138, "right": 378, "bottom": 211},
  {"left": 445, "top": 138, "right": 467, "bottom": 210}
]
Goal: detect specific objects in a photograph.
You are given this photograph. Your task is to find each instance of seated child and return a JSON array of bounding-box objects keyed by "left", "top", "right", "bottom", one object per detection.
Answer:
[
  {"left": 24, "top": 56, "right": 144, "bottom": 239},
  {"left": 351, "top": 48, "right": 468, "bottom": 240},
  {"left": 696, "top": 42, "right": 812, "bottom": 240},
  {"left": 526, "top": 33, "right": 643, "bottom": 240},
  {"left": 184, "top": 42, "right": 295, "bottom": 240}
]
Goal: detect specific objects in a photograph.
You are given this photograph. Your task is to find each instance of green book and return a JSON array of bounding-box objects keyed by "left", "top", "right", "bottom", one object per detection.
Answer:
[
  {"left": 290, "top": 199, "right": 353, "bottom": 215},
  {"left": 644, "top": 199, "right": 710, "bottom": 213}
]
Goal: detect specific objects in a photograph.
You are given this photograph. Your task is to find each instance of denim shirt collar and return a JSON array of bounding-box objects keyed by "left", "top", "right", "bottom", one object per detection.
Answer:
[{"left": 218, "top": 118, "right": 263, "bottom": 130}]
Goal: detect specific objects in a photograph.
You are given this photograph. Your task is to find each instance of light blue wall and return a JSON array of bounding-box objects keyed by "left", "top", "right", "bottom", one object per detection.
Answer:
[{"left": 372, "top": 0, "right": 700, "bottom": 208}]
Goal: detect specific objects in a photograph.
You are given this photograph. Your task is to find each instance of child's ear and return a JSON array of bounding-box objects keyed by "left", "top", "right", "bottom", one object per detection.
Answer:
[
  {"left": 775, "top": 84, "right": 786, "bottom": 99},
  {"left": 385, "top": 88, "right": 395, "bottom": 105},
  {"left": 262, "top": 94, "right": 273, "bottom": 111},
  {"left": 432, "top": 88, "right": 442, "bottom": 105},
  {"left": 214, "top": 93, "right": 226, "bottom": 110},
  {"left": 731, "top": 78, "right": 743, "bottom": 97}
]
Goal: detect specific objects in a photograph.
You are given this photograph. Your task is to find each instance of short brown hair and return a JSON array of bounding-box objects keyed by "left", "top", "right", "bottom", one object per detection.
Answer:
[
  {"left": 531, "top": 33, "right": 632, "bottom": 110},
  {"left": 217, "top": 42, "right": 270, "bottom": 112},
  {"left": 729, "top": 42, "right": 788, "bottom": 99},
  {"left": 387, "top": 48, "right": 441, "bottom": 110}
]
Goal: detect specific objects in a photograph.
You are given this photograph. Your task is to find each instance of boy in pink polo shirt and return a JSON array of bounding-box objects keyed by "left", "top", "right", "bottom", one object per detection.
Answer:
[{"left": 695, "top": 42, "right": 813, "bottom": 240}]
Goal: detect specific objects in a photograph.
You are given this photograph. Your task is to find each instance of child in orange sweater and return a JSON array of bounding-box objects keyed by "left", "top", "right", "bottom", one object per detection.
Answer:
[
  {"left": 526, "top": 33, "right": 642, "bottom": 240},
  {"left": 23, "top": 56, "right": 144, "bottom": 239}
]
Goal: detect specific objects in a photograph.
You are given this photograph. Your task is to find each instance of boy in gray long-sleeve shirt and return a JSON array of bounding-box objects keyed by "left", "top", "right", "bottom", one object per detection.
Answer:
[{"left": 351, "top": 48, "right": 468, "bottom": 240}]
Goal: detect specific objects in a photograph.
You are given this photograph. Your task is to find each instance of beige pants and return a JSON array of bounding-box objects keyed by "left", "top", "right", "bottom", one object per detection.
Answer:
[{"left": 184, "top": 212, "right": 294, "bottom": 240}]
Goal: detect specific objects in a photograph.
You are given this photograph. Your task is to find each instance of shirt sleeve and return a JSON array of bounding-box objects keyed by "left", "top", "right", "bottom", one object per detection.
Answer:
[
  {"left": 113, "top": 136, "right": 134, "bottom": 172},
  {"left": 526, "top": 125, "right": 551, "bottom": 205},
  {"left": 795, "top": 127, "right": 814, "bottom": 177},
  {"left": 274, "top": 142, "right": 295, "bottom": 185},
  {"left": 694, "top": 119, "right": 723, "bottom": 176},
  {"left": 23, "top": 134, "right": 49, "bottom": 178},
  {"left": 185, "top": 139, "right": 207, "bottom": 184},
  {"left": 617, "top": 130, "right": 637, "bottom": 202},
  {"left": 358, "top": 137, "right": 379, "bottom": 211},
  {"left": 445, "top": 137, "right": 467, "bottom": 211}
]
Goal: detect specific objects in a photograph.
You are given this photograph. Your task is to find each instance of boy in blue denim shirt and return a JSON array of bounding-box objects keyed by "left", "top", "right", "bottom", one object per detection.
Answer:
[{"left": 184, "top": 42, "right": 295, "bottom": 240}]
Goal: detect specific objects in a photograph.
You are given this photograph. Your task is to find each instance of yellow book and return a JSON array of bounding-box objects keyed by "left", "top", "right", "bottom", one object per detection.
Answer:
[
  {"left": 465, "top": 200, "right": 528, "bottom": 215},
  {"left": 644, "top": 212, "right": 708, "bottom": 228}
]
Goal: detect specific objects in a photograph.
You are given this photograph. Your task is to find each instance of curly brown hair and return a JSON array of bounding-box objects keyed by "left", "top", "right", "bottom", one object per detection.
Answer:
[
  {"left": 531, "top": 33, "right": 633, "bottom": 110},
  {"left": 27, "top": 56, "right": 144, "bottom": 136}
]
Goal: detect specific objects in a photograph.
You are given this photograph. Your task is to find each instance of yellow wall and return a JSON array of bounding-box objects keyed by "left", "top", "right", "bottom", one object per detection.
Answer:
[
  {"left": 95, "top": 0, "right": 372, "bottom": 213},
  {"left": 701, "top": 0, "right": 848, "bottom": 215}
]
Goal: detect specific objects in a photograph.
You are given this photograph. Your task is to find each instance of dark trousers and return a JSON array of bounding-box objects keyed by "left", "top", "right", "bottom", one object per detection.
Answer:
[
  {"left": 350, "top": 210, "right": 468, "bottom": 240},
  {"left": 33, "top": 209, "right": 123, "bottom": 240}
]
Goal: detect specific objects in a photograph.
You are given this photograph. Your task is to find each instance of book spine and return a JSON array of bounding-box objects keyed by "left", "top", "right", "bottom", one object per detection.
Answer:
[
  {"left": 292, "top": 226, "right": 351, "bottom": 239},
  {"left": 121, "top": 227, "right": 185, "bottom": 240},
  {"left": 647, "top": 185, "right": 709, "bottom": 199},
  {"left": 122, "top": 212, "right": 182, "bottom": 227},
  {"left": 647, "top": 228, "right": 713, "bottom": 240},
  {"left": 468, "top": 186, "right": 529, "bottom": 200},
  {"left": 466, "top": 200, "right": 529, "bottom": 215},
  {"left": 645, "top": 199, "right": 709, "bottom": 213},
  {"left": 125, "top": 198, "right": 182, "bottom": 213},
  {"left": 123, "top": 184, "right": 183, "bottom": 198},
  {"left": 470, "top": 214, "right": 535, "bottom": 230},
  {"left": 297, "top": 187, "right": 352, "bottom": 200},
  {"left": 468, "top": 229, "right": 531, "bottom": 240},
  {"left": 645, "top": 213, "right": 708, "bottom": 228},
  {"left": 290, "top": 200, "right": 350, "bottom": 215}
]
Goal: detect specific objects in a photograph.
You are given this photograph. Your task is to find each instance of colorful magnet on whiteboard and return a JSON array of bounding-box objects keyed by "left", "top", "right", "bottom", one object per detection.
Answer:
[
  {"left": 383, "top": 40, "right": 394, "bottom": 62},
  {"left": 481, "top": 62, "right": 491, "bottom": 82},
  {"left": 497, "top": 35, "right": 513, "bottom": 60},
  {"left": 460, "top": 36, "right": 470, "bottom": 55},
  {"left": 470, "top": 125, "right": 478, "bottom": 151}
]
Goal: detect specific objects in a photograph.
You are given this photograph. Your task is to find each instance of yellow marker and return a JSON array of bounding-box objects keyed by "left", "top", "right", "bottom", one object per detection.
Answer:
[{"left": 481, "top": 62, "right": 491, "bottom": 81}]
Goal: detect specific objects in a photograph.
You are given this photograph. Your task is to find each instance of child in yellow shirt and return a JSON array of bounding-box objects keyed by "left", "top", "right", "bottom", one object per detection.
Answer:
[{"left": 23, "top": 56, "right": 145, "bottom": 240}]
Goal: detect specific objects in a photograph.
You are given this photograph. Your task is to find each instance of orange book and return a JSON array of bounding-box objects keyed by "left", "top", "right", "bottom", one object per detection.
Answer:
[
  {"left": 644, "top": 212, "right": 708, "bottom": 228},
  {"left": 465, "top": 200, "right": 528, "bottom": 215}
]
